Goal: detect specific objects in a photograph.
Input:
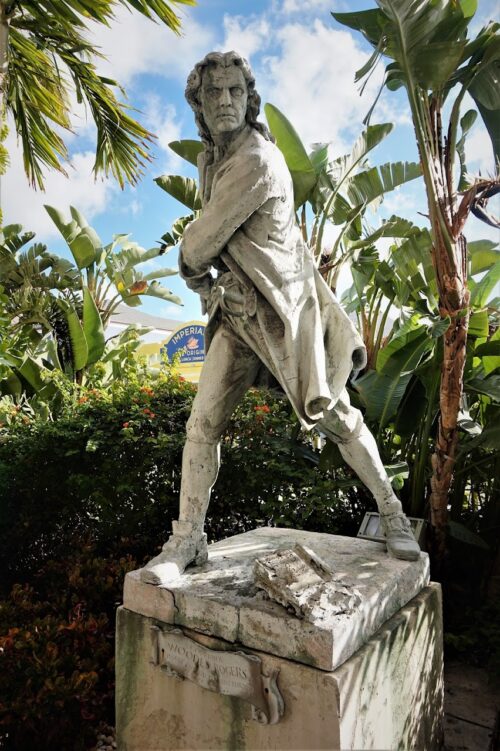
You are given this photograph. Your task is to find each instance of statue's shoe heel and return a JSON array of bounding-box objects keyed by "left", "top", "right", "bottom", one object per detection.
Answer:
[
  {"left": 140, "top": 533, "right": 208, "bottom": 585},
  {"left": 380, "top": 512, "right": 421, "bottom": 561}
]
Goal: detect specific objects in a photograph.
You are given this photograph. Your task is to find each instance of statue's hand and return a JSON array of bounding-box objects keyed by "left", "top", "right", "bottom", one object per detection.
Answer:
[{"left": 196, "top": 274, "right": 214, "bottom": 301}]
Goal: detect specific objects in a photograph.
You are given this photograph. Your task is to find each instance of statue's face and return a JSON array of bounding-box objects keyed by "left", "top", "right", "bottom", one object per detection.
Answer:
[{"left": 200, "top": 65, "right": 248, "bottom": 137}]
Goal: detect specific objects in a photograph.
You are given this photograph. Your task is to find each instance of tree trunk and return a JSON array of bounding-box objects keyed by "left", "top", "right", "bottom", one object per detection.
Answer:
[{"left": 429, "top": 232, "right": 470, "bottom": 569}]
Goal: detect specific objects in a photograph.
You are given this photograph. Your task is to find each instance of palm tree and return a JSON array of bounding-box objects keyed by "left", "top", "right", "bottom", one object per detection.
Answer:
[{"left": 0, "top": 0, "right": 195, "bottom": 190}]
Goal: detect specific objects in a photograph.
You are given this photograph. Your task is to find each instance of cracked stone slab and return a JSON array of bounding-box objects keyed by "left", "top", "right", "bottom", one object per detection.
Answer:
[{"left": 123, "top": 527, "right": 430, "bottom": 671}]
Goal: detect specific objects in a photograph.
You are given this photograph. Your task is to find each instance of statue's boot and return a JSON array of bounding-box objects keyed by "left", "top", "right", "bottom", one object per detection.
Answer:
[
  {"left": 379, "top": 501, "right": 420, "bottom": 561},
  {"left": 140, "top": 521, "right": 208, "bottom": 585},
  {"left": 334, "top": 424, "right": 420, "bottom": 561}
]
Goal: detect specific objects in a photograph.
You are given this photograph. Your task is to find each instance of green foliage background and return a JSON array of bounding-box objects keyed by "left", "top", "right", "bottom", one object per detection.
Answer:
[{"left": 0, "top": 366, "right": 371, "bottom": 750}]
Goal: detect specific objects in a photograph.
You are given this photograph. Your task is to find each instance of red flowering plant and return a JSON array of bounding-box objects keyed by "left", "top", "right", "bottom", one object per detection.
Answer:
[{"left": 0, "top": 543, "right": 138, "bottom": 751}]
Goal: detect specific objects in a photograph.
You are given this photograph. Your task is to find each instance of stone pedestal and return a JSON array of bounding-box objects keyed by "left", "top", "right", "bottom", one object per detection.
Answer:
[{"left": 116, "top": 527, "right": 444, "bottom": 750}]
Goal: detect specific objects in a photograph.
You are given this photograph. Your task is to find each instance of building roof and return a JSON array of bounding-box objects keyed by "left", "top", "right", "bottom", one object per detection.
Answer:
[{"left": 109, "top": 303, "right": 184, "bottom": 333}]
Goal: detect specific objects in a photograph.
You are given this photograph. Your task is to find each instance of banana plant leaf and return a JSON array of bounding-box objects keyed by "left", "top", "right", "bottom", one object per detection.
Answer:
[
  {"left": 451, "top": 23, "right": 500, "bottom": 162},
  {"left": 312, "top": 177, "right": 353, "bottom": 224},
  {"left": 161, "top": 215, "right": 193, "bottom": 249},
  {"left": 457, "top": 411, "right": 500, "bottom": 453},
  {"left": 469, "top": 259, "right": 500, "bottom": 307},
  {"left": 469, "top": 240, "right": 499, "bottom": 275},
  {"left": 264, "top": 103, "right": 317, "bottom": 209},
  {"left": 155, "top": 175, "right": 202, "bottom": 211},
  {"left": 468, "top": 35, "right": 500, "bottom": 111},
  {"left": 468, "top": 309, "right": 489, "bottom": 338},
  {"left": 346, "top": 160, "right": 421, "bottom": 208},
  {"left": 309, "top": 142, "right": 331, "bottom": 174},
  {"left": 355, "top": 325, "right": 433, "bottom": 426},
  {"left": 347, "top": 215, "right": 417, "bottom": 250},
  {"left": 57, "top": 300, "right": 88, "bottom": 371},
  {"left": 45, "top": 205, "right": 101, "bottom": 270},
  {"left": 376, "top": 316, "right": 430, "bottom": 373},
  {"left": 168, "top": 139, "right": 204, "bottom": 167},
  {"left": 122, "top": 281, "right": 182, "bottom": 307},
  {"left": 0, "top": 225, "right": 36, "bottom": 254},
  {"left": 142, "top": 281, "right": 182, "bottom": 306},
  {"left": 475, "top": 340, "right": 500, "bottom": 357},
  {"left": 456, "top": 109, "right": 477, "bottom": 190},
  {"left": 331, "top": 9, "right": 385, "bottom": 47},
  {"left": 113, "top": 242, "right": 164, "bottom": 270},
  {"left": 466, "top": 374, "right": 500, "bottom": 401},
  {"left": 16, "top": 355, "right": 58, "bottom": 400},
  {"left": 142, "top": 268, "right": 178, "bottom": 281},
  {"left": 83, "top": 287, "right": 105, "bottom": 366},
  {"left": 2, "top": 369, "right": 22, "bottom": 396},
  {"left": 354, "top": 368, "right": 411, "bottom": 426},
  {"left": 475, "top": 99, "right": 500, "bottom": 165},
  {"left": 476, "top": 328, "right": 500, "bottom": 376},
  {"left": 328, "top": 123, "right": 393, "bottom": 184},
  {"left": 314, "top": 123, "right": 394, "bottom": 232},
  {"left": 17, "top": 354, "right": 45, "bottom": 392},
  {"left": 390, "top": 229, "right": 438, "bottom": 308},
  {"left": 375, "top": 0, "right": 469, "bottom": 90}
]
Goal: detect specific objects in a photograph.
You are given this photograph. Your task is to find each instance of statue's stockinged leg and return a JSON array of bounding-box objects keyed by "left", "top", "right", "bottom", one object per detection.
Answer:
[
  {"left": 140, "top": 438, "right": 219, "bottom": 584},
  {"left": 319, "top": 391, "right": 420, "bottom": 561},
  {"left": 140, "top": 322, "right": 261, "bottom": 585}
]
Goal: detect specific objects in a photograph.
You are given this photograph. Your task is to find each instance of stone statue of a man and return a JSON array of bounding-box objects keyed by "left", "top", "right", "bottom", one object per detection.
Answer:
[{"left": 141, "top": 51, "right": 420, "bottom": 585}]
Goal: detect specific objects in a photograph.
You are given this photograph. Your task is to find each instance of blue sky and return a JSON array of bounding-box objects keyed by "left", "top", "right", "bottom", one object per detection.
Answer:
[{"left": 5, "top": 0, "right": 498, "bottom": 323}]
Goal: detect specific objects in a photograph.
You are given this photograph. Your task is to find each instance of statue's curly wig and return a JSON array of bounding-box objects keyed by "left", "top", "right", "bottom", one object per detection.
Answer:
[{"left": 185, "top": 51, "right": 273, "bottom": 147}]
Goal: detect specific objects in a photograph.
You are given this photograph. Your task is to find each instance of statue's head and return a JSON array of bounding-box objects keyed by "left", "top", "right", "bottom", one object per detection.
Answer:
[{"left": 185, "top": 51, "right": 272, "bottom": 146}]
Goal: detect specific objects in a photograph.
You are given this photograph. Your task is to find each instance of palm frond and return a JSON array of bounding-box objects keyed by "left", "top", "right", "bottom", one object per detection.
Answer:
[{"left": 5, "top": 0, "right": 195, "bottom": 188}]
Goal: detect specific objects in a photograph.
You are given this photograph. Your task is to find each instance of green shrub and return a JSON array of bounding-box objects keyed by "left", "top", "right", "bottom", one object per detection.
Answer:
[
  {"left": 0, "top": 541, "right": 137, "bottom": 751},
  {"left": 0, "top": 367, "right": 193, "bottom": 588},
  {"left": 0, "top": 367, "right": 368, "bottom": 591}
]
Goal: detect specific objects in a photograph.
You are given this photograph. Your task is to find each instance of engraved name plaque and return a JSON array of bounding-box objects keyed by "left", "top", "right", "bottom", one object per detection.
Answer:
[{"left": 150, "top": 626, "right": 284, "bottom": 724}]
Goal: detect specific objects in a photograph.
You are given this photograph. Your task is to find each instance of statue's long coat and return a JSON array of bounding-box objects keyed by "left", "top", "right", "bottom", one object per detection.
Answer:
[{"left": 180, "top": 126, "right": 366, "bottom": 430}]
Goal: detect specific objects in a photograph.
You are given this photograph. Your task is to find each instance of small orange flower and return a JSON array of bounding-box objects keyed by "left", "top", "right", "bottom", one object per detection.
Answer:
[
  {"left": 77, "top": 397, "right": 88, "bottom": 404},
  {"left": 122, "top": 422, "right": 130, "bottom": 428}
]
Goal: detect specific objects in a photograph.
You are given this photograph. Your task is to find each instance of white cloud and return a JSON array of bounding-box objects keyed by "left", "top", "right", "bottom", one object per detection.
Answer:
[
  {"left": 465, "top": 122, "right": 496, "bottom": 176},
  {"left": 382, "top": 184, "right": 424, "bottom": 216},
  {"left": 129, "top": 199, "right": 142, "bottom": 216},
  {"left": 281, "top": 0, "right": 331, "bottom": 13},
  {"left": 142, "top": 96, "right": 184, "bottom": 173},
  {"left": 3, "top": 127, "right": 116, "bottom": 239},
  {"left": 258, "top": 21, "right": 385, "bottom": 152},
  {"left": 89, "top": 6, "right": 216, "bottom": 86},
  {"left": 465, "top": 215, "right": 500, "bottom": 245},
  {"left": 161, "top": 303, "right": 188, "bottom": 320},
  {"left": 221, "top": 16, "right": 271, "bottom": 60}
]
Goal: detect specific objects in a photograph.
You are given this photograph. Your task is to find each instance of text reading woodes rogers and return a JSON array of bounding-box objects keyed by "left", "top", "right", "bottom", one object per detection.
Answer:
[{"left": 149, "top": 625, "right": 284, "bottom": 722}]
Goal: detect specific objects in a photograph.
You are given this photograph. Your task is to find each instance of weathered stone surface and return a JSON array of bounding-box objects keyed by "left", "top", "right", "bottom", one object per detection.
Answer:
[
  {"left": 253, "top": 544, "right": 362, "bottom": 620},
  {"left": 149, "top": 625, "right": 284, "bottom": 724},
  {"left": 116, "top": 583, "right": 443, "bottom": 751},
  {"left": 124, "top": 527, "right": 429, "bottom": 671}
]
